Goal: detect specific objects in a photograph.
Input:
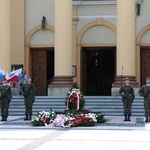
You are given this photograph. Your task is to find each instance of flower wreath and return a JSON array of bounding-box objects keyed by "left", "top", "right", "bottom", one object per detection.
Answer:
[{"left": 65, "top": 86, "right": 85, "bottom": 111}]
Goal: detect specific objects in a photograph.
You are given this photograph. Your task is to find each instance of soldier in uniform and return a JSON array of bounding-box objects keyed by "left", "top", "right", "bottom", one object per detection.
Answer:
[
  {"left": 18, "top": 70, "right": 27, "bottom": 96},
  {"left": 0, "top": 78, "right": 12, "bottom": 121},
  {"left": 20, "top": 76, "right": 35, "bottom": 121},
  {"left": 119, "top": 78, "right": 135, "bottom": 121},
  {"left": 138, "top": 77, "right": 150, "bottom": 122}
]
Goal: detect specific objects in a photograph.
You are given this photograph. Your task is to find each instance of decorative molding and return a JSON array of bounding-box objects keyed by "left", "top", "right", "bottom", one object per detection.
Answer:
[
  {"left": 112, "top": 75, "right": 139, "bottom": 88},
  {"left": 49, "top": 76, "right": 73, "bottom": 88},
  {"left": 73, "top": 1, "right": 117, "bottom": 6},
  {"left": 73, "top": 15, "right": 116, "bottom": 19},
  {"left": 77, "top": 20, "right": 116, "bottom": 43},
  {"left": 81, "top": 43, "right": 116, "bottom": 47},
  {"left": 136, "top": 24, "right": 150, "bottom": 44},
  {"left": 25, "top": 25, "right": 54, "bottom": 45}
]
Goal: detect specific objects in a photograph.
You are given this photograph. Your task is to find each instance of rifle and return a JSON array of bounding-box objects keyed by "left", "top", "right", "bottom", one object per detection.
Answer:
[
  {"left": 121, "top": 66, "right": 123, "bottom": 87},
  {"left": 122, "top": 84, "right": 136, "bottom": 102},
  {"left": 122, "top": 88, "right": 132, "bottom": 99}
]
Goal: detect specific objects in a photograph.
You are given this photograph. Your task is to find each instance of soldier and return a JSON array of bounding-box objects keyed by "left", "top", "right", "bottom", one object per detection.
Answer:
[
  {"left": 0, "top": 78, "right": 12, "bottom": 121},
  {"left": 18, "top": 70, "right": 27, "bottom": 96},
  {"left": 20, "top": 76, "right": 35, "bottom": 121},
  {"left": 119, "top": 78, "right": 135, "bottom": 121},
  {"left": 138, "top": 77, "right": 150, "bottom": 122}
]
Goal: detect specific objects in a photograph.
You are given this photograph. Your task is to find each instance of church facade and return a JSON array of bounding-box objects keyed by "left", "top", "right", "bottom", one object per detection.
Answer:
[{"left": 0, "top": 0, "right": 149, "bottom": 96}]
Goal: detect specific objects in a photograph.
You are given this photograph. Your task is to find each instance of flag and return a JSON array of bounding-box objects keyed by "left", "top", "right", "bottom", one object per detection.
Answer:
[
  {"left": 0, "top": 72, "right": 3, "bottom": 81},
  {"left": 0, "top": 67, "right": 2, "bottom": 81},
  {"left": 2, "top": 69, "right": 5, "bottom": 78},
  {"left": 7, "top": 68, "right": 22, "bottom": 83},
  {"left": 0, "top": 68, "right": 5, "bottom": 82}
]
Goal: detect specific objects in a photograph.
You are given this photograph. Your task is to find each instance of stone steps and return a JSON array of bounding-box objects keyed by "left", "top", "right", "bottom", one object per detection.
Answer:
[{"left": 0, "top": 96, "right": 145, "bottom": 117}]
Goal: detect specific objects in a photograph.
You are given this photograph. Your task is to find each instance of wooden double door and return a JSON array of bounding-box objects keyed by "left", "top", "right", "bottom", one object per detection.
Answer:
[
  {"left": 81, "top": 47, "right": 116, "bottom": 96},
  {"left": 141, "top": 49, "right": 150, "bottom": 86},
  {"left": 32, "top": 49, "right": 54, "bottom": 96}
]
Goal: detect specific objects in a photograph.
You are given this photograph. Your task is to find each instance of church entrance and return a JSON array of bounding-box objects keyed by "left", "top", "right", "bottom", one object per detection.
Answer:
[
  {"left": 141, "top": 48, "right": 150, "bottom": 86},
  {"left": 81, "top": 47, "right": 116, "bottom": 96},
  {"left": 32, "top": 48, "right": 54, "bottom": 96}
]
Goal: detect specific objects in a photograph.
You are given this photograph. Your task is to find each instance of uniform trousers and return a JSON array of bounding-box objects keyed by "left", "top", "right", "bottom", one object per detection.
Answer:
[
  {"left": 1, "top": 99, "right": 10, "bottom": 120},
  {"left": 123, "top": 98, "right": 133, "bottom": 116},
  {"left": 144, "top": 99, "right": 150, "bottom": 117},
  {"left": 24, "top": 97, "right": 33, "bottom": 115}
]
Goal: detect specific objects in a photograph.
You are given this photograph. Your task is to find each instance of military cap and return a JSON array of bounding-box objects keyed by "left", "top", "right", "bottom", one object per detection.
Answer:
[
  {"left": 146, "top": 77, "right": 150, "bottom": 80},
  {"left": 125, "top": 77, "right": 129, "bottom": 81},
  {"left": 27, "top": 76, "right": 31, "bottom": 79}
]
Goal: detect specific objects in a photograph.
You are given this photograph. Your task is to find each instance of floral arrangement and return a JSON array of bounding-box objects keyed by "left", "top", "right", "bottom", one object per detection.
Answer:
[
  {"left": 65, "top": 83, "right": 85, "bottom": 112},
  {"left": 65, "top": 113, "right": 97, "bottom": 127},
  {"left": 31, "top": 84, "right": 107, "bottom": 127},
  {"left": 31, "top": 109, "right": 57, "bottom": 126},
  {"left": 95, "top": 113, "right": 107, "bottom": 123},
  {"left": 31, "top": 109, "right": 106, "bottom": 128}
]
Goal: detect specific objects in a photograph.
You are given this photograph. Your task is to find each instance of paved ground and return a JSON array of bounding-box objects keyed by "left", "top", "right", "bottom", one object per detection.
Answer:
[
  {"left": 0, "top": 116, "right": 150, "bottom": 150},
  {"left": 0, "top": 116, "right": 146, "bottom": 129}
]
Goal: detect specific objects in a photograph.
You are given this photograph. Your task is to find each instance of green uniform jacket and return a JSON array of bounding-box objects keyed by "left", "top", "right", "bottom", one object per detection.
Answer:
[
  {"left": 119, "top": 85, "right": 135, "bottom": 101},
  {"left": 138, "top": 85, "right": 150, "bottom": 99},
  {"left": 20, "top": 83, "right": 36, "bottom": 101},
  {"left": 0, "top": 85, "right": 12, "bottom": 101}
]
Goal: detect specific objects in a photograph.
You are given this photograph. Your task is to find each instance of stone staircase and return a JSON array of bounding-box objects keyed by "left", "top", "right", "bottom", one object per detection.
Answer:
[{"left": 1, "top": 96, "right": 145, "bottom": 117}]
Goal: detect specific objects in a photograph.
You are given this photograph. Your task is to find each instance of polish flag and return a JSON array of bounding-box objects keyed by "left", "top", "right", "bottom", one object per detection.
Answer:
[{"left": 7, "top": 68, "right": 22, "bottom": 83}]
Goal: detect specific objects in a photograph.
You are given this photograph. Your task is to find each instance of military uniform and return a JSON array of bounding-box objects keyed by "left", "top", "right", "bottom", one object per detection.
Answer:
[
  {"left": 0, "top": 82, "right": 12, "bottom": 121},
  {"left": 18, "top": 70, "right": 27, "bottom": 96},
  {"left": 138, "top": 84, "right": 150, "bottom": 122},
  {"left": 119, "top": 83, "right": 135, "bottom": 121},
  {"left": 20, "top": 79, "right": 35, "bottom": 120}
]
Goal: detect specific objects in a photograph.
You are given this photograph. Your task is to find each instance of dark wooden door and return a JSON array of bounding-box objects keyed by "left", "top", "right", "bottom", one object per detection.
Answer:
[
  {"left": 32, "top": 51, "right": 46, "bottom": 96},
  {"left": 141, "top": 49, "right": 150, "bottom": 85}
]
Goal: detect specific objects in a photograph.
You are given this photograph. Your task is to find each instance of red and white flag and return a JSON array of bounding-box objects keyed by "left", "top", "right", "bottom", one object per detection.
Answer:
[{"left": 7, "top": 68, "right": 22, "bottom": 83}]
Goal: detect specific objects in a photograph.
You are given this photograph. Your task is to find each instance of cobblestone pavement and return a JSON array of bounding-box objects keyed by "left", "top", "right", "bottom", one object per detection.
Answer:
[{"left": 0, "top": 116, "right": 146, "bottom": 129}]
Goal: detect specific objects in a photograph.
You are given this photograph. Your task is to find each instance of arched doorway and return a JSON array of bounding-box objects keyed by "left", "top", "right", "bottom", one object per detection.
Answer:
[
  {"left": 81, "top": 47, "right": 116, "bottom": 96},
  {"left": 76, "top": 19, "right": 117, "bottom": 95},
  {"left": 137, "top": 25, "right": 150, "bottom": 86},
  {"left": 25, "top": 25, "right": 54, "bottom": 95}
]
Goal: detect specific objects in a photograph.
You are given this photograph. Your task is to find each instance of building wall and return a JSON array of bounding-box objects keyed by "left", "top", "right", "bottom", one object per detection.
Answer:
[
  {"left": 11, "top": 0, "right": 24, "bottom": 67},
  {"left": 25, "top": 0, "right": 54, "bottom": 37},
  {"left": 7, "top": 0, "right": 150, "bottom": 88},
  {"left": 136, "top": 0, "right": 150, "bottom": 37}
]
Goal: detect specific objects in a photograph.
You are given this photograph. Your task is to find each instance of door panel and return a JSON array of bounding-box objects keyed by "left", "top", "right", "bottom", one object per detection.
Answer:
[
  {"left": 81, "top": 47, "right": 116, "bottom": 96},
  {"left": 141, "top": 49, "right": 150, "bottom": 85},
  {"left": 32, "top": 51, "right": 46, "bottom": 96}
]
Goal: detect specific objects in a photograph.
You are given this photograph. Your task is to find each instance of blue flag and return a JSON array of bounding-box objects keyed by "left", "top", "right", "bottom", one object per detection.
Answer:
[{"left": 0, "top": 72, "right": 3, "bottom": 81}]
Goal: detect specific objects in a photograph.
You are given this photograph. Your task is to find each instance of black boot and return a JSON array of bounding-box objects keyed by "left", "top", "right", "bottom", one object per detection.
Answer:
[
  {"left": 127, "top": 115, "right": 131, "bottom": 121},
  {"left": 29, "top": 114, "right": 32, "bottom": 120},
  {"left": 24, "top": 114, "right": 28, "bottom": 121},
  {"left": 1, "top": 118, "right": 5, "bottom": 121},
  {"left": 145, "top": 117, "right": 148, "bottom": 123},
  {"left": 124, "top": 115, "right": 128, "bottom": 121}
]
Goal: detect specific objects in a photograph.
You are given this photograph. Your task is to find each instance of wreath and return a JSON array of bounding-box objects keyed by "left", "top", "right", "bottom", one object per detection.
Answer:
[{"left": 65, "top": 84, "right": 85, "bottom": 112}]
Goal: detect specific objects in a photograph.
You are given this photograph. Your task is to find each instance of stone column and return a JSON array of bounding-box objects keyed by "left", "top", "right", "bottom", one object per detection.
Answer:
[
  {"left": 0, "top": 0, "right": 11, "bottom": 71},
  {"left": 49, "top": 0, "right": 73, "bottom": 95},
  {"left": 76, "top": 44, "right": 81, "bottom": 86},
  {"left": 112, "top": 0, "right": 139, "bottom": 95},
  {"left": 72, "top": 17, "right": 79, "bottom": 83}
]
